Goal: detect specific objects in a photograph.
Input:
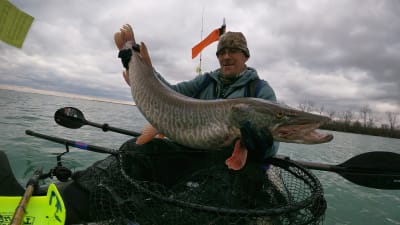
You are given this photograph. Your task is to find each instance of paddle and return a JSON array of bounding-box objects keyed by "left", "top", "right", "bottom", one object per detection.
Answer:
[
  {"left": 276, "top": 152, "right": 400, "bottom": 190},
  {"left": 54, "top": 107, "right": 141, "bottom": 137},
  {"left": 10, "top": 169, "right": 42, "bottom": 225},
  {"left": 29, "top": 122, "right": 400, "bottom": 190},
  {"left": 54, "top": 107, "right": 400, "bottom": 190}
]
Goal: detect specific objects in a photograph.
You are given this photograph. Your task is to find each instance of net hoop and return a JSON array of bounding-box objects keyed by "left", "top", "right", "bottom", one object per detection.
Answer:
[{"left": 117, "top": 153, "right": 326, "bottom": 217}]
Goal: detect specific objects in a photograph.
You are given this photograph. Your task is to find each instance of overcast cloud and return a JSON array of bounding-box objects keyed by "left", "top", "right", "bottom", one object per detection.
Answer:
[{"left": 1, "top": 0, "right": 399, "bottom": 124}]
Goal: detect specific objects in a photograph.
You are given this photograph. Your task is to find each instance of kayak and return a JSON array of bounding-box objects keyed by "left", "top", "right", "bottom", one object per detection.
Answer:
[{"left": 0, "top": 183, "right": 66, "bottom": 225}]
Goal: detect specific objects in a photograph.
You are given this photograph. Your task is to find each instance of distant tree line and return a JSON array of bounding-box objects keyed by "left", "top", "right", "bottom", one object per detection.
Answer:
[{"left": 296, "top": 101, "right": 400, "bottom": 139}]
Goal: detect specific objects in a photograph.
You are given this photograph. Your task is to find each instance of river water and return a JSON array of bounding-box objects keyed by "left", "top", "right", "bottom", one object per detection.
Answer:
[{"left": 1, "top": 89, "right": 399, "bottom": 225}]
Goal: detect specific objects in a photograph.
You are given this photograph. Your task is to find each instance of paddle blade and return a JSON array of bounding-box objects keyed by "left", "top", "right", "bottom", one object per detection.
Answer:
[
  {"left": 54, "top": 107, "right": 86, "bottom": 129},
  {"left": 338, "top": 151, "right": 400, "bottom": 190},
  {"left": 339, "top": 171, "right": 400, "bottom": 190}
]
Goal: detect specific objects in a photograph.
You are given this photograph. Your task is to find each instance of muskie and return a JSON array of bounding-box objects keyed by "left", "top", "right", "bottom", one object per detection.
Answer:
[{"left": 114, "top": 26, "right": 333, "bottom": 170}]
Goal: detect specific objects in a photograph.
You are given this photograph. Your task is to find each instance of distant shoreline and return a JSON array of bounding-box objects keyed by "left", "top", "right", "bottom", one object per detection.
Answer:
[{"left": 0, "top": 84, "right": 136, "bottom": 106}]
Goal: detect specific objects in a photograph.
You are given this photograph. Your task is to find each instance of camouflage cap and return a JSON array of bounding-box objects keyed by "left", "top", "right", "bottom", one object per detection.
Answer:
[{"left": 216, "top": 31, "right": 250, "bottom": 57}]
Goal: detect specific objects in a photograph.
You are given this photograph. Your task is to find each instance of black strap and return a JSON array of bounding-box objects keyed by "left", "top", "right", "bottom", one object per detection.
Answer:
[
  {"left": 118, "top": 49, "right": 132, "bottom": 70},
  {"left": 245, "top": 79, "right": 262, "bottom": 97},
  {"left": 118, "top": 44, "right": 141, "bottom": 70}
]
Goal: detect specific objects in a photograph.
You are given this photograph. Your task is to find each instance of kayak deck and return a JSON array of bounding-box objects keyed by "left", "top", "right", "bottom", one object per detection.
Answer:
[{"left": 0, "top": 183, "right": 65, "bottom": 225}]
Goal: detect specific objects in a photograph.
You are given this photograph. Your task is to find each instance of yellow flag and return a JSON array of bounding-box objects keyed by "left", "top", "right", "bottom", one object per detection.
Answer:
[{"left": 0, "top": 0, "right": 34, "bottom": 48}]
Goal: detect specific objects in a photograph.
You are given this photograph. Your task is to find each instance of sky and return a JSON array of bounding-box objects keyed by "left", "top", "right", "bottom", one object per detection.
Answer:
[{"left": 1, "top": 0, "right": 399, "bottom": 125}]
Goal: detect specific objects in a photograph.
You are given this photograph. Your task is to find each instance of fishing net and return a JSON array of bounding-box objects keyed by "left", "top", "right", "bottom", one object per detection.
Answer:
[{"left": 86, "top": 146, "right": 326, "bottom": 225}]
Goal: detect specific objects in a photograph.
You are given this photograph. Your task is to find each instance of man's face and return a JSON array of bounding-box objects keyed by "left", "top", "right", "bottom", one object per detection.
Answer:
[{"left": 217, "top": 48, "right": 248, "bottom": 78}]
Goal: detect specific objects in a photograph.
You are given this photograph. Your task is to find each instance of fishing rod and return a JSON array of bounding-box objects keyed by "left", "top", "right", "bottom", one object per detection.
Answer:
[
  {"left": 53, "top": 107, "right": 400, "bottom": 190},
  {"left": 25, "top": 130, "right": 118, "bottom": 155}
]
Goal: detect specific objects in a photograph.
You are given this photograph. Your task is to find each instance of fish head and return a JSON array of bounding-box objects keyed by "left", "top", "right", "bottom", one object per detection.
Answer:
[{"left": 230, "top": 99, "right": 333, "bottom": 144}]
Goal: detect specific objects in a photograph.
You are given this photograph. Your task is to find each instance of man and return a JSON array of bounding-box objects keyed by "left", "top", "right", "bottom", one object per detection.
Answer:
[
  {"left": 115, "top": 24, "right": 279, "bottom": 159},
  {"left": 61, "top": 25, "right": 280, "bottom": 224},
  {"left": 65, "top": 24, "right": 281, "bottom": 223}
]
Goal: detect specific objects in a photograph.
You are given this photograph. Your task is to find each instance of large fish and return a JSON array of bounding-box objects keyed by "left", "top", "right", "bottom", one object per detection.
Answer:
[{"left": 114, "top": 24, "right": 333, "bottom": 170}]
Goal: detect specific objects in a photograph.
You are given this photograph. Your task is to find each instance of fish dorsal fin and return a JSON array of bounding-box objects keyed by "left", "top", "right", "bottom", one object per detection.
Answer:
[{"left": 139, "top": 42, "right": 153, "bottom": 68}]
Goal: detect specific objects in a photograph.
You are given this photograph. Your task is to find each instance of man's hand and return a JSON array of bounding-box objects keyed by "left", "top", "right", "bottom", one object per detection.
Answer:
[{"left": 240, "top": 121, "right": 274, "bottom": 161}]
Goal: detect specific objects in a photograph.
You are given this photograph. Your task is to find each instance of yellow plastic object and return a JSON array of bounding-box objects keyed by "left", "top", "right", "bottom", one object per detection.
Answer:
[
  {"left": 0, "top": 183, "right": 66, "bottom": 225},
  {"left": 0, "top": 0, "right": 34, "bottom": 48}
]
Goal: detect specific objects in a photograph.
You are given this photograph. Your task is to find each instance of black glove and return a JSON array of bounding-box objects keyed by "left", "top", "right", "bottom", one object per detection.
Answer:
[
  {"left": 118, "top": 49, "right": 132, "bottom": 70},
  {"left": 240, "top": 121, "right": 274, "bottom": 161},
  {"left": 118, "top": 44, "right": 141, "bottom": 70}
]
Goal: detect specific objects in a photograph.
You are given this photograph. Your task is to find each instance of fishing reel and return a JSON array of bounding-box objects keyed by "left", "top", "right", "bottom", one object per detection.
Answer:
[{"left": 40, "top": 144, "right": 72, "bottom": 182}]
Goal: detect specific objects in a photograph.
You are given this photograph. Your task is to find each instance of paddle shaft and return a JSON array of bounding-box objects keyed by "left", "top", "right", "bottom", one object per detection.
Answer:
[
  {"left": 283, "top": 158, "right": 345, "bottom": 172},
  {"left": 85, "top": 120, "right": 141, "bottom": 137}
]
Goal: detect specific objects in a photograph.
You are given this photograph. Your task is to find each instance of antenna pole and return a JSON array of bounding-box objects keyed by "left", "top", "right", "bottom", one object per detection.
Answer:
[{"left": 197, "top": 7, "right": 205, "bottom": 74}]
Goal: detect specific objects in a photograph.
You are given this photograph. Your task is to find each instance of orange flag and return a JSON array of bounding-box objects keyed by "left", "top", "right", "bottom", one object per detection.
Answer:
[{"left": 192, "top": 24, "right": 226, "bottom": 59}]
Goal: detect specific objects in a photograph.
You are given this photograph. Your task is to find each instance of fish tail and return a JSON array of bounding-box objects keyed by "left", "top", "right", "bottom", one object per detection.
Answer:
[{"left": 139, "top": 42, "right": 153, "bottom": 67}]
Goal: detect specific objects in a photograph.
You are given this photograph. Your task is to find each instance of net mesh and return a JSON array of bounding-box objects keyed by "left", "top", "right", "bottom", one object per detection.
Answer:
[{"left": 87, "top": 151, "right": 326, "bottom": 225}]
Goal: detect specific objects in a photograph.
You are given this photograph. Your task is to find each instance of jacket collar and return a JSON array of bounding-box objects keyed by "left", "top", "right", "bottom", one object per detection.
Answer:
[{"left": 209, "top": 67, "right": 259, "bottom": 88}]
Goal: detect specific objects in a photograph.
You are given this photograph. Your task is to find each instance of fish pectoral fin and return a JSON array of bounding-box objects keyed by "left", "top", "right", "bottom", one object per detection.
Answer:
[
  {"left": 136, "top": 124, "right": 159, "bottom": 145},
  {"left": 155, "top": 133, "right": 165, "bottom": 139},
  {"left": 225, "top": 140, "right": 248, "bottom": 170},
  {"left": 139, "top": 42, "right": 153, "bottom": 67}
]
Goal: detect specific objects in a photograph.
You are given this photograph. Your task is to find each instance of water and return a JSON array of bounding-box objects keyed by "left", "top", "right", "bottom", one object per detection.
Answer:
[{"left": 1, "top": 89, "right": 399, "bottom": 225}]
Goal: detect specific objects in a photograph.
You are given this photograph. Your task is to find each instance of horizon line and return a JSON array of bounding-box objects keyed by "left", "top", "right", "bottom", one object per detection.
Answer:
[{"left": 0, "top": 84, "right": 136, "bottom": 106}]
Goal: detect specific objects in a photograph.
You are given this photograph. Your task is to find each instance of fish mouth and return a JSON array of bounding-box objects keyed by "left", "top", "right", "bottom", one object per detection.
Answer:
[{"left": 272, "top": 123, "right": 333, "bottom": 144}]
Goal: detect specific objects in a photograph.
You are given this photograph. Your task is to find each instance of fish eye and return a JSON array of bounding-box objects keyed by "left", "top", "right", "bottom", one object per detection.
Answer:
[{"left": 276, "top": 111, "right": 285, "bottom": 119}]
